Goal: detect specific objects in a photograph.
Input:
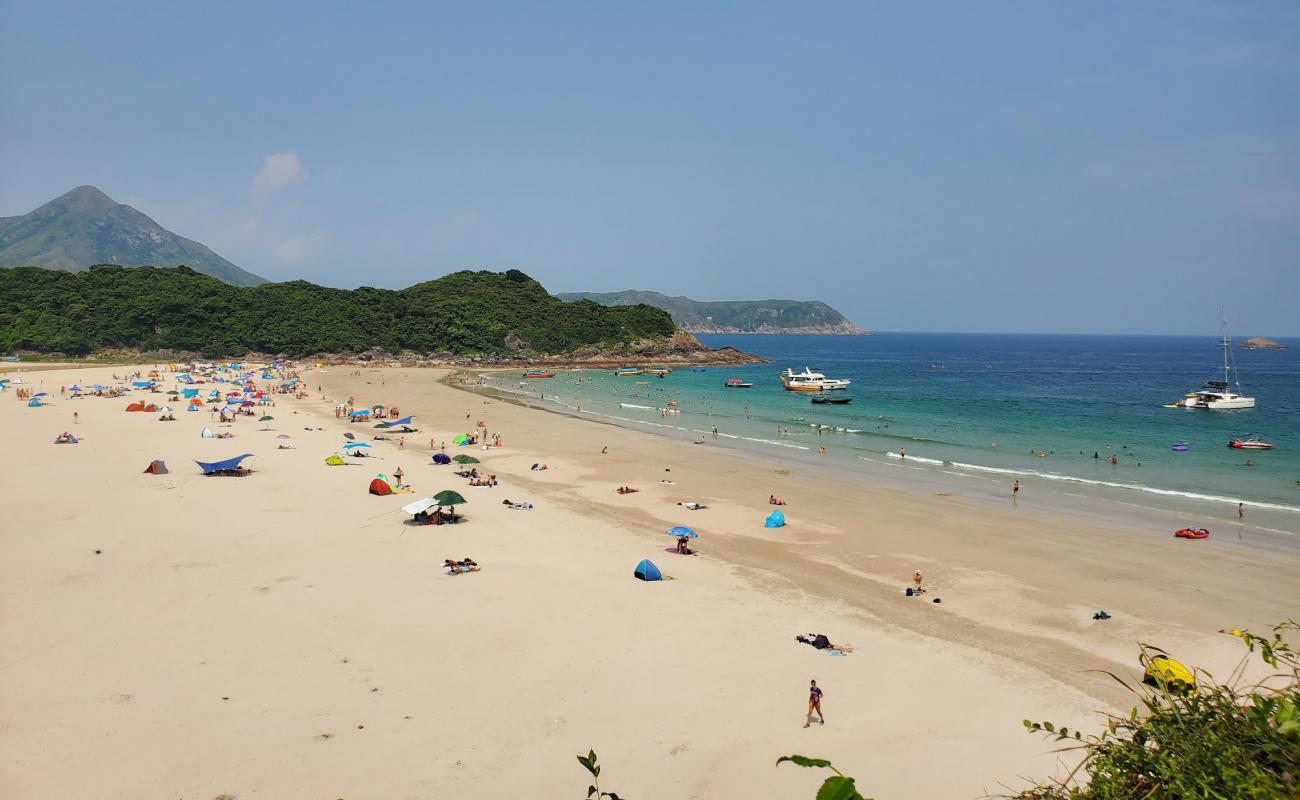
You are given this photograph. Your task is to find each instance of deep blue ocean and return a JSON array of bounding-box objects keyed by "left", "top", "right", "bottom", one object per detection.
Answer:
[{"left": 486, "top": 333, "right": 1300, "bottom": 535}]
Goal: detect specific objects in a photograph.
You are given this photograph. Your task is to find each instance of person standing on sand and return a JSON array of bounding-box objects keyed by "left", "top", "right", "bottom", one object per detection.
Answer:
[
  {"left": 899, "top": 447, "right": 905, "bottom": 460},
  {"left": 1012, "top": 480, "right": 1020, "bottom": 499},
  {"left": 394, "top": 466, "right": 404, "bottom": 487},
  {"left": 73, "top": 411, "right": 78, "bottom": 425},
  {"left": 1238, "top": 502, "right": 1244, "bottom": 519},
  {"left": 804, "top": 680, "right": 824, "bottom": 728}
]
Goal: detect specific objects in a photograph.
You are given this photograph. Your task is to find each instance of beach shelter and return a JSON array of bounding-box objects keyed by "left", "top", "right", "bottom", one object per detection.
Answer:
[
  {"left": 201, "top": 427, "right": 216, "bottom": 438},
  {"left": 27, "top": 397, "right": 43, "bottom": 407},
  {"left": 349, "top": 409, "right": 370, "bottom": 418},
  {"left": 764, "top": 510, "right": 786, "bottom": 528},
  {"left": 634, "top": 559, "right": 663, "bottom": 582},
  {"left": 133, "top": 380, "right": 153, "bottom": 388},
  {"left": 324, "top": 454, "right": 347, "bottom": 466},
  {"left": 666, "top": 526, "right": 698, "bottom": 539},
  {"left": 402, "top": 497, "right": 437, "bottom": 515},
  {"left": 452, "top": 454, "right": 479, "bottom": 464},
  {"left": 390, "top": 416, "right": 414, "bottom": 427},
  {"left": 432, "top": 453, "right": 451, "bottom": 465},
  {"left": 144, "top": 404, "right": 159, "bottom": 413},
  {"left": 343, "top": 442, "right": 371, "bottom": 450},
  {"left": 125, "top": 402, "right": 146, "bottom": 412},
  {"left": 368, "top": 478, "right": 395, "bottom": 496},
  {"left": 143, "top": 459, "right": 168, "bottom": 474},
  {"left": 452, "top": 434, "right": 470, "bottom": 445},
  {"left": 182, "top": 388, "right": 198, "bottom": 399},
  {"left": 33, "top": 391, "right": 48, "bottom": 397},
  {"left": 195, "top": 454, "right": 254, "bottom": 475}
]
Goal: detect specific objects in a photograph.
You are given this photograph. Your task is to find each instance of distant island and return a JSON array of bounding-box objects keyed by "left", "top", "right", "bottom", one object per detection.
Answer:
[
  {"left": 556, "top": 290, "right": 866, "bottom": 334},
  {"left": 0, "top": 185, "right": 266, "bottom": 286},
  {"left": 1238, "top": 337, "right": 1286, "bottom": 350},
  {"left": 0, "top": 265, "right": 754, "bottom": 364}
]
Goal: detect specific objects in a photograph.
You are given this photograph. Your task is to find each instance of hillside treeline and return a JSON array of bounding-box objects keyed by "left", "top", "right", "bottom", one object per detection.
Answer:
[{"left": 0, "top": 265, "right": 676, "bottom": 357}]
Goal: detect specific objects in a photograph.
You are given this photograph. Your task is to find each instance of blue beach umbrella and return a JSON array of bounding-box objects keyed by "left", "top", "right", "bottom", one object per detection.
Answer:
[
  {"left": 33, "top": 392, "right": 48, "bottom": 397},
  {"left": 666, "top": 526, "right": 698, "bottom": 539}
]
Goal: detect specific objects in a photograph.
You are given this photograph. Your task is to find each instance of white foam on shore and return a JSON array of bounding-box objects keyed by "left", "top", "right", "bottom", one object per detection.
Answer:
[{"left": 879, "top": 451, "right": 1300, "bottom": 514}]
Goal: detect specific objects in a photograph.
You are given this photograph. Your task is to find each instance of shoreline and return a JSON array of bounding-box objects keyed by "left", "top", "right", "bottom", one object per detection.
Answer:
[
  {"left": 4, "top": 362, "right": 1297, "bottom": 798},
  {"left": 464, "top": 368, "right": 1300, "bottom": 547}
]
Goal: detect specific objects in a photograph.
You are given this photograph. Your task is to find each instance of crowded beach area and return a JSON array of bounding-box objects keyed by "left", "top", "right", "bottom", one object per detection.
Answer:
[{"left": 2, "top": 361, "right": 1297, "bottom": 799}]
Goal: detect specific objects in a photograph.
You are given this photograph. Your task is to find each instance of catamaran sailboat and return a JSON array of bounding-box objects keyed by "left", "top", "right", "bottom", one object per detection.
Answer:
[{"left": 1174, "top": 316, "right": 1255, "bottom": 410}]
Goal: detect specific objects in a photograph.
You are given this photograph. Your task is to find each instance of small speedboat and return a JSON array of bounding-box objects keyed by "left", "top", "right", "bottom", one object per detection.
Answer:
[
  {"left": 1228, "top": 436, "right": 1273, "bottom": 450},
  {"left": 1175, "top": 527, "right": 1210, "bottom": 540},
  {"left": 811, "top": 396, "right": 852, "bottom": 405},
  {"left": 522, "top": 370, "right": 555, "bottom": 379},
  {"left": 1171, "top": 443, "right": 1189, "bottom": 452},
  {"left": 724, "top": 378, "right": 753, "bottom": 388}
]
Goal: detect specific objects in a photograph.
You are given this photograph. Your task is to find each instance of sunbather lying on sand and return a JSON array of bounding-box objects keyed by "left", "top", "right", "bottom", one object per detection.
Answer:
[
  {"left": 796, "top": 634, "right": 853, "bottom": 653},
  {"left": 530, "top": 463, "right": 548, "bottom": 471},
  {"left": 770, "top": 495, "right": 786, "bottom": 505},
  {"left": 616, "top": 486, "right": 640, "bottom": 494},
  {"left": 676, "top": 501, "right": 707, "bottom": 510},
  {"left": 443, "top": 558, "right": 481, "bottom": 575}
]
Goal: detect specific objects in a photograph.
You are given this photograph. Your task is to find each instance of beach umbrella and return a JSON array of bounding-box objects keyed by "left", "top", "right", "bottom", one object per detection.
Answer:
[
  {"left": 343, "top": 432, "right": 356, "bottom": 440},
  {"left": 166, "top": 390, "right": 179, "bottom": 396},
  {"left": 259, "top": 414, "right": 274, "bottom": 430},
  {"left": 69, "top": 384, "right": 81, "bottom": 391},
  {"left": 33, "top": 392, "right": 48, "bottom": 397},
  {"left": 276, "top": 434, "right": 290, "bottom": 440},
  {"left": 452, "top": 454, "right": 479, "bottom": 464},
  {"left": 666, "top": 526, "right": 698, "bottom": 539},
  {"left": 433, "top": 490, "right": 467, "bottom": 506},
  {"left": 432, "top": 453, "right": 451, "bottom": 465}
]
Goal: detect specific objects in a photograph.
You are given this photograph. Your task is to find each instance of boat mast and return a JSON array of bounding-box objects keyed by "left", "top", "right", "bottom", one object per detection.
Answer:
[{"left": 1219, "top": 307, "right": 1241, "bottom": 393}]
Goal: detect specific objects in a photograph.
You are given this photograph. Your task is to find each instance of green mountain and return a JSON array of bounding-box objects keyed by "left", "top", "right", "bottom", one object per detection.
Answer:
[
  {"left": 0, "top": 186, "right": 266, "bottom": 286},
  {"left": 0, "top": 265, "right": 675, "bottom": 357},
  {"left": 556, "top": 290, "right": 865, "bottom": 334}
]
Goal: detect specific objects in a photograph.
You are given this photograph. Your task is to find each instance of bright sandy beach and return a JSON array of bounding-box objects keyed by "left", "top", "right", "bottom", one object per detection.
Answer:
[{"left": 2, "top": 362, "right": 1297, "bottom": 799}]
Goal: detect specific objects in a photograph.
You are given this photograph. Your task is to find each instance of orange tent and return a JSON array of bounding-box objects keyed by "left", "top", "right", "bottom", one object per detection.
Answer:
[
  {"left": 125, "top": 402, "right": 146, "bottom": 412},
  {"left": 144, "top": 404, "right": 159, "bottom": 413},
  {"left": 368, "top": 478, "right": 394, "bottom": 496},
  {"left": 188, "top": 398, "right": 204, "bottom": 406}
]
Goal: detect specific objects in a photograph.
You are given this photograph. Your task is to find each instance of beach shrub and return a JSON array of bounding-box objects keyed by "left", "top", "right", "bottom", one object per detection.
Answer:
[
  {"left": 1012, "top": 620, "right": 1300, "bottom": 799},
  {"left": 577, "top": 749, "right": 625, "bottom": 800}
]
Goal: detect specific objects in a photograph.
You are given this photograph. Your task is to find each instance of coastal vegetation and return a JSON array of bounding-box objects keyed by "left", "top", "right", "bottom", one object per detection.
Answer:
[
  {"left": 0, "top": 264, "right": 676, "bottom": 357},
  {"left": 556, "top": 290, "right": 865, "bottom": 334}
]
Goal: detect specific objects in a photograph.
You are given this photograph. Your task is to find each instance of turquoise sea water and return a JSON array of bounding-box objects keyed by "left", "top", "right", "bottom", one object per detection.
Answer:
[{"left": 484, "top": 333, "right": 1300, "bottom": 535}]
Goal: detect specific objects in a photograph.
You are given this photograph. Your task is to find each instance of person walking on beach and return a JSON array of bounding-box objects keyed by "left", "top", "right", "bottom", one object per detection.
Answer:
[
  {"left": 804, "top": 680, "right": 824, "bottom": 728},
  {"left": 1012, "top": 480, "right": 1020, "bottom": 500},
  {"left": 1238, "top": 502, "right": 1244, "bottom": 519},
  {"left": 899, "top": 447, "right": 905, "bottom": 460},
  {"left": 73, "top": 411, "right": 79, "bottom": 425}
]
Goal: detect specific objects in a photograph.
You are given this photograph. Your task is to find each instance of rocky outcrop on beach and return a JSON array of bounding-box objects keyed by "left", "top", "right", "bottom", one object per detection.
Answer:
[{"left": 1238, "top": 337, "right": 1286, "bottom": 349}]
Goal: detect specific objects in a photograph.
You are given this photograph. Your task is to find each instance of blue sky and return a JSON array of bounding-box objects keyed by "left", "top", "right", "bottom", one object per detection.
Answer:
[{"left": 2, "top": 1, "right": 1298, "bottom": 335}]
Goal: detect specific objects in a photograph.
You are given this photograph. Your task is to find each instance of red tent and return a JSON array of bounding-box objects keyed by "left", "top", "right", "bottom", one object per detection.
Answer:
[
  {"left": 125, "top": 402, "right": 146, "bottom": 412},
  {"left": 368, "top": 478, "right": 394, "bottom": 496},
  {"left": 143, "top": 404, "right": 159, "bottom": 413},
  {"left": 143, "top": 459, "right": 168, "bottom": 474}
]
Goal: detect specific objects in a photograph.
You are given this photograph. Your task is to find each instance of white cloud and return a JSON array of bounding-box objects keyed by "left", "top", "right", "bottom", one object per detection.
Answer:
[{"left": 252, "top": 152, "right": 308, "bottom": 196}]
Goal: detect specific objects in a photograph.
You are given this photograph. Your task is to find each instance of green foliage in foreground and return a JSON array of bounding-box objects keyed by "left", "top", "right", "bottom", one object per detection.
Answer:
[
  {"left": 582, "top": 622, "right": 1300, "bottom": 800},
  {"left": 0, "top": 265, "right": 676, "bottom": 357}
]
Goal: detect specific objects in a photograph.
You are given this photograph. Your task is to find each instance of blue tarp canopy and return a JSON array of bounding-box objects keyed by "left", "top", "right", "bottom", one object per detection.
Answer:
[
  {"left": 634, "top": 559, "right": 662, "bottom": 581},
  {"left": 195, "top": 454, "right": 254, "bottom": 474},
  {"left": 389, "top": 416, "right": 414, "bottom": 426},
  {"left": 343, "top": 442, "right": 371, "bottom": 449},
  {"left": 432, "top": 453, "right": 451, "bottom": 464},
  {"left": 133, "top": 381, "right": 153, "bottom": 388},
  {"left": 349, "top": 409, "right": 371, "bottom": 417},
  {"left": 764, "top": 510, "right": 786, "bottom": 528},
  {"left": 666, "top": 526, "right": 697, "bottom": 539}
]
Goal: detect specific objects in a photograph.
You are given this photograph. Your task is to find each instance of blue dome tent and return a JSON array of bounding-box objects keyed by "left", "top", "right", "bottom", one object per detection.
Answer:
[
  {"left": 432, "top": 453, "right": 451, "bottom": 464},
  {"left": 634, "top": 559, "right": 662, "bottom": 581},
  {"left": 764, "top": 510, "right": 785, "bottom": 528}
]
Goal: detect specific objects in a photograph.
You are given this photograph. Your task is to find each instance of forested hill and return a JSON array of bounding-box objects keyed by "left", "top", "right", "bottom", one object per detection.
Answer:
[
  {"left": 0, "top": 186, "right": 266, "bottom": 287},
  {"left": 556, "top": 290, "right": 865, "bottom": 334},
  {"left": 0, "top": 266, "right": 676, "bottom": 357}
]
